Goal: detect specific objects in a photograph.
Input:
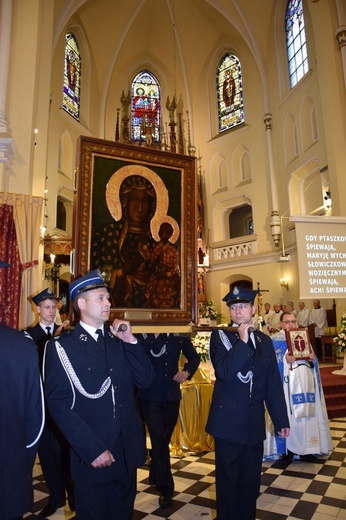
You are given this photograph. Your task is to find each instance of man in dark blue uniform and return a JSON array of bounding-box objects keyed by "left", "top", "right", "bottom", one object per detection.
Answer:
[
  {"left": 137, "top": 333, "right": 200, "bottom": 509},
  {"left": 0, "top": 259, "right": 44, "bottom": 520},
  {"left": 26, "top": 288, "right": 66, "bottom": 366},
  {"left": 206, "top": 287, "right": 290, "bottom": 520},
  {"left": 25, "top": 289, "right": 73, "bottom": 517},
  {"left": 44, "top": 270, "right": 154, "bottom": 520}
]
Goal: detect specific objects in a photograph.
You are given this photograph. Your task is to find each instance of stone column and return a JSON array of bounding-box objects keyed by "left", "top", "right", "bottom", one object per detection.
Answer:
[
  {"left": 335, "top": 26, "right": 346, "bottom": 89},
  {"left": 264, "top": 113, "right": 281, "bottom": 247},
  {"left": 0, "top": 0, "right": 14, "bottom": 189},
  {"left": 0, "top": 0, "right": 12, "bottom": 133}
]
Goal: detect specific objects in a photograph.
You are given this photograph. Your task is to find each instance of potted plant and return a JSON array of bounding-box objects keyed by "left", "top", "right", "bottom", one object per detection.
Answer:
[
  {"left": 191, "top": 332, "right": 215, "bottom": 381},
  {"left": 192, "top": 333, "right": 210, "bottom": 362},
  {"left": 200, "top": 300, "right": 222, "bottom": 326}
]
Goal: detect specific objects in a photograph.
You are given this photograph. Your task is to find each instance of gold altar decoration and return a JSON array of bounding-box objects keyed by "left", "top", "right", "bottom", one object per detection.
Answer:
[{"left": 170, "top": 367, "right": 215, "bottom": 457}]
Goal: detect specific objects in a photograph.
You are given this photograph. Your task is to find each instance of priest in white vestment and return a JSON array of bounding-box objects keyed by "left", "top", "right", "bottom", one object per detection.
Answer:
[{"left": 265, "top": 312, "right": 332, "bottom": 465}]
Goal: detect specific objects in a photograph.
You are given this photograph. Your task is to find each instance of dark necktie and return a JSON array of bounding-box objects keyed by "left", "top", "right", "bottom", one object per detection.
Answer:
[
  {"left": 96, "top": 329, "right": 105, "bottom": 351},
  {"left": 248, "top": 335, "right": 255, "bottom": 350},
  {"left": 46, "top": 327, "right": 52, "bottom": 338}
]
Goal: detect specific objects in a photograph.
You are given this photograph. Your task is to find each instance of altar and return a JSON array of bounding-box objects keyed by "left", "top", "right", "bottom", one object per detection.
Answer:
[{"left": 170, "top": 366, "right": 215, "bottom": 457}]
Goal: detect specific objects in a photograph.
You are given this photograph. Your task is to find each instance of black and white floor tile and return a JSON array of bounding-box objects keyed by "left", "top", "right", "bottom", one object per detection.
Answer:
[{"left": 25, "top": 417, "right": 346, "bottom": 519}]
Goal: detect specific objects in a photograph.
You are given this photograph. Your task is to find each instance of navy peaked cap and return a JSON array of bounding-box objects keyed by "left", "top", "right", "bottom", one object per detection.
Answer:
[
  {"left": 69, "top": 269, "right": 109, "bottom": 300},
  {"left": 32, "top": 288, "right": 57, "bottom": 305},
  {"left": 222, "top": 286, "right": 258, "bottom": 306},
  {"left": 0, "top": 259, "right": 11, "bottom": 268}
]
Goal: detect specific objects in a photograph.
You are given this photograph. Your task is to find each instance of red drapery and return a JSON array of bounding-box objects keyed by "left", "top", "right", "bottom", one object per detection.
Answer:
[{"left": 0, "top": 204, "right": 21, "bottom": 327}]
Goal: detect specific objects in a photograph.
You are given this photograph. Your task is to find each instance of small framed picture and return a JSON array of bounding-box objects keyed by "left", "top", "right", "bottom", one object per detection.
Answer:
[{"left": 285, "top": 328, "right": 312, "bottom": 360}]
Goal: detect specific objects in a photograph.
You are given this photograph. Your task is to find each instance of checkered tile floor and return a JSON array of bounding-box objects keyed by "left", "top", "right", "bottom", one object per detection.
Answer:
[{"left": 25, "top": 417, "right": 346, "bottom": 519}]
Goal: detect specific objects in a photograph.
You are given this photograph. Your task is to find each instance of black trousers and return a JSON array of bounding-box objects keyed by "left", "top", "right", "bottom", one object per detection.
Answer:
[
  {"left": 73, "top": 435, "right": 136, "bottom": 520},
  {"left": 38, "top": 420, "right": 74, "bottom": 505},
  {"left": 74, "top": 469, "right": 136, "bottom": 520},
  {"left": 214, "top": 437, "right": 263, "bottom": 520},
  {"left": 138, "top": 399, "right": 180, "bottom": 498}
]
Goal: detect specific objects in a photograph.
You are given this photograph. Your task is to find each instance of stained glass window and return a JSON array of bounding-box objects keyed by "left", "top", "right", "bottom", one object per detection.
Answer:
[
  {"left": 131, "top": 71, "right": 160, "bottom": 142},
  {"left": 63, "top": 34, "right": 81, "bottom": 120},
  {"left": 217, "top": 54, "right": 244, "bottom": 133},
  {"left": 285, "top": 0, "right": 308, "bottom": 89}
]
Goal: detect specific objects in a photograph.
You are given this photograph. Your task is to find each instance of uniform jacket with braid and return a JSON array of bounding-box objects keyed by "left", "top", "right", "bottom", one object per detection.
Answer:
[
  {"left": 206, "top": 328, "right": 289, "bottom": 445},
  {"left": 44, "top": 323, "right": 154, "bottom": 482}
]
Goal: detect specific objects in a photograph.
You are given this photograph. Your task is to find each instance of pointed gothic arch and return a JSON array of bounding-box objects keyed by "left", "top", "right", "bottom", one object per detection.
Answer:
[
  {"left": 63, "top": 33, "right": 81, "bottom": 120},
  {"left": 216, "top": 54, "right": 244, "bottom": 133},
  {"left": 131, "top": 70, "right": 161, "bottom": 142}
]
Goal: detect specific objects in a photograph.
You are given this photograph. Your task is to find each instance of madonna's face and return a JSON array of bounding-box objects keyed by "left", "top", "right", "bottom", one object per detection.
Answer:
[{"left": 127, "top": 188, "right": 154, "bottom": 227}]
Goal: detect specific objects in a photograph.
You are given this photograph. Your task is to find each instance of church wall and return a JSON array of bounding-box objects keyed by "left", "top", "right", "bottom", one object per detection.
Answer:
[
  {"left": 267, "top": 0, "right": 327, "bottom": 223},
  {"left": 43, "top": 15, "right": 101, "bottom": 237},
  {"left": 199, "top": 0, "right": 345, "bottom": 316},
  {"left": 198, "top": 42, "right": 273, "bottom": 254},
  {"left": 195, "top": 21, "right": 285, "bottom": 312},
  {"left": 204, "top": 254, "right": 300, "bottom": 319},
  {"left": 6, "top": 0, "right": 53, "bottom": 196},
  {"left": 2, "top": 0, "right": 345, "bottom": 319},
  {"left": 309, "top": 1, "right": 346, "bottom": 216}
]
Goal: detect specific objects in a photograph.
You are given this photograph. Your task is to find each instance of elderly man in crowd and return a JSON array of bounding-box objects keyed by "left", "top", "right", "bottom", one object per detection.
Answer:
[
  {"left": 309, "top": 299, "right": 328, "bottom": 358},
  {"left": 297, "top": 301, "right": 310, "bottom": 327},
  {"left": 268, "top": 303, "right": 283, "bottom": 334}
]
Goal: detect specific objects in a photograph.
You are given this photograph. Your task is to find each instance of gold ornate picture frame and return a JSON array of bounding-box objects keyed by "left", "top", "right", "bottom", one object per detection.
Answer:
[
  {"left": 73, "top": 137, "right": 197, "bottom": 325},
  {"left": 285, "top": 328, "right": 313, "bottom": 360}
]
